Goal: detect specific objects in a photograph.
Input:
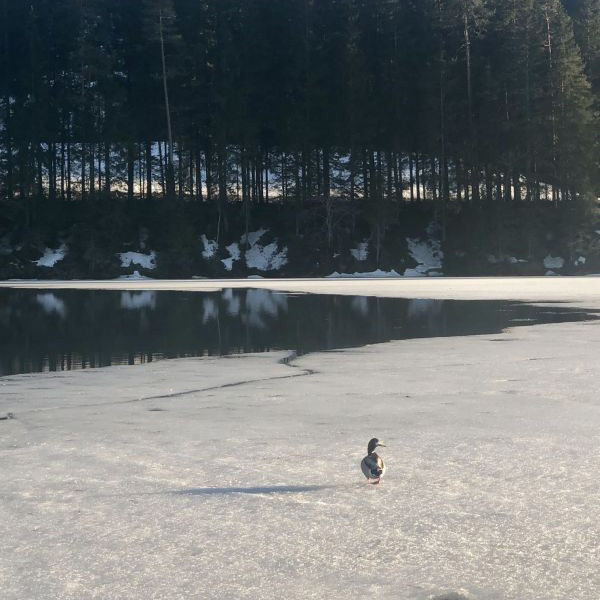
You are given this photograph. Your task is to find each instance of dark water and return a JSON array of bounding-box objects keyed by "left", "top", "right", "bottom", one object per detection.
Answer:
[{"left": 0, "top": 288, "right": 597, "bottom": 376}]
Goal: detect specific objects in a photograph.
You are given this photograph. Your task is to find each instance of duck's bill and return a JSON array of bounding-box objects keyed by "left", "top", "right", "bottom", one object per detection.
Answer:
[{"left": 377, "top": 441, "right": 386, "bottom": 447}]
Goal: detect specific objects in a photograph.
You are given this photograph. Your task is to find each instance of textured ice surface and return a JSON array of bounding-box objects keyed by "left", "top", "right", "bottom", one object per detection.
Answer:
[{"left": 3, "top": 290, "right": 600, "bottom": 598}]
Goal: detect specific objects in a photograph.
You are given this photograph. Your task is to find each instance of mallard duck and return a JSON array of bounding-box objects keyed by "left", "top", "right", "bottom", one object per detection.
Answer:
[{"left": 361, "top": 438, "right": 386, "bottom": 484}]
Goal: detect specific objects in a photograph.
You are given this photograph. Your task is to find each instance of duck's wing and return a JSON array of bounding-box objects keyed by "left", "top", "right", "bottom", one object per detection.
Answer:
[
  {"left": 361, "top": 454, "right": 383, "bottom": 479},
  {"left": 376, "top": 453, "right": 386, "bottom": 477}
]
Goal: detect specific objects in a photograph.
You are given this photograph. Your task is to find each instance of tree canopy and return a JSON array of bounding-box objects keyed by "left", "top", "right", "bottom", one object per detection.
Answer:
[{"left": 0, "top": 0, "right": 598, "bottom": 240}]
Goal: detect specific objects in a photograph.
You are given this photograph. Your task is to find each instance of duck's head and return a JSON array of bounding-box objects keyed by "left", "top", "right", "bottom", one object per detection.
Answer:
[{"left": 368, "top": 438, "right": 386, "bottom": 454}]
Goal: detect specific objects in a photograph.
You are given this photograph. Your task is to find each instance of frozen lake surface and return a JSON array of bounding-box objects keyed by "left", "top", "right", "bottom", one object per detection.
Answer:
[
  {"left": 3, "top": 278, "right": 600, "bottom": 599},
  {"left": 1, "top": 287, "right": 598, "bottom": 376}
]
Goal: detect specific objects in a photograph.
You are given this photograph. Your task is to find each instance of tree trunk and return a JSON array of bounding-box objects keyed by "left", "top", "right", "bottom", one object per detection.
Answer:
[
  {"left": 415, "top": 153, "right": 421, "bottom": 202},
  {"left": 145, "top": 141, "right": 152, "bottom": 201},
  {"left": 67, "top": 142, "right": 72, "bottom": 201},
  {"left": 89, "top": 143, "right": 95, "bottom": 199},
  {"left": 104, "top": 142, "right": 110, "bottom": 197},
  {"left": 205, "top": 145, "right": 213, "bottom": 203},
  {"left": 217, "top": 143, "right": 228, "bottom": 235},
  {"left": 127, "top": 142, "right": 134, "bottom": 201},
  {"left": 323, "top": 147, "right": 332, "bottom": 250},
  {"left": 60, "top": 141, "right": 65, "bottom": 201},
  {"left": 195, "top": 141, "right": 203, "bottom": 201},
  {"left": 409, "top": 153, "right": 414, "bottom": 202},
  {"left": 177, "top": 142, "right": 184, "bottom": 201},
  {"left": 159, "top": 10, "right": 175, "bottom": 200}
]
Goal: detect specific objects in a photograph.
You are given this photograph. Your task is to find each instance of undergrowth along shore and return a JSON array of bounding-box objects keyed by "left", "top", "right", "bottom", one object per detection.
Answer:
[{"left": 1, "top": 198, "right": 599, "bottom": 279}]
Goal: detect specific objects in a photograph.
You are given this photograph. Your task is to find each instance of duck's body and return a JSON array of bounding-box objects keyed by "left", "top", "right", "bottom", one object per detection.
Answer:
[{"left": 361, "top": 438, "right": 386, "bottom": 484}]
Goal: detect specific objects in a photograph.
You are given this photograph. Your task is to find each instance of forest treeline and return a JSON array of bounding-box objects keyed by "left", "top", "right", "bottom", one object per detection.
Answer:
[{"left": 0, "top": 0, "right": 599, "bottom": 249}]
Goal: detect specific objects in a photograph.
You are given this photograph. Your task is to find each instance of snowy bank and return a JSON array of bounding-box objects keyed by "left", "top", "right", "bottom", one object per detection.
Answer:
[{"left": 326, "top": 269, "right": 402, "bottom": 278}]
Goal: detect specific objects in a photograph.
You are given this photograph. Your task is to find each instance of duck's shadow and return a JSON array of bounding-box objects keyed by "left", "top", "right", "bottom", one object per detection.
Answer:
[{"left": 173, "top": 484, "right": 336, "bottom": 496}]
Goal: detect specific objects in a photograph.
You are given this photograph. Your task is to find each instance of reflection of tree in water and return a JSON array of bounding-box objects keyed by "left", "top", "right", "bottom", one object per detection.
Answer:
[
  {"left": 0, "top": 289, "right": 597, "bottom": 375},
  {"left": 201, "top": 289, "right": 288, "bottom": 329},
  {"left": 36, "top": 293, "right": 67, "bottom": 317},
  {"left": 350, "top": 296, "right": 368, "bottom": 316},
  {"left": 120, "top": 291, "right": 156, "bottom": 310},
  {"left": 406, "top": 299, "right": 445, "bottom": 336},
  {"left": 242, "top": 289, "right": 288, "bottom": 329}
]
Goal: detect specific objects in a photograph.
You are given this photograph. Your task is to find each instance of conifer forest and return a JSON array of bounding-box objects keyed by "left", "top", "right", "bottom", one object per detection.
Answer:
[{"left": 0, "top": 0, "right": 599, "bottom": 278}]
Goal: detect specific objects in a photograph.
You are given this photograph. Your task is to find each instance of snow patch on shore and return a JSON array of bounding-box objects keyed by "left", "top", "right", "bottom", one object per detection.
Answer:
[
  {"left": 222, "top": 243, "right": 241, "bottom": 271},
  {"left": 119, "top": 251, "right": 156, "bottom": 270},
  {"left": 201, "top": 235, "right": 218, "bottom": 260},
  {"left": 34, "top": 244, "right": 67, "bottom": 267},
  {"left": 327, "top": 269, "right": 401, "bottom": 278},
  {"left": 116, "top": 270, "right": 153, "bottom": 280},
  {"left": 242, "top": 229, "right": 288, "bottom": 272},
  {"left": 405, "top": 225, "right": 443, "bottom": 276},
  {"left": 350, "top": 241, "right": 369, "bottom": 261},
  {"left": 544, "top": 255, "right": 564, "bottom": 270},
  {"left": 241, "top": 228, "right": 268, "bottom": 247},
  {"left": 246, "top": 242, "right": 288, "bottom": 271},
  {"left": 488, "top": 254, "right": 527, "bottom": 265}
]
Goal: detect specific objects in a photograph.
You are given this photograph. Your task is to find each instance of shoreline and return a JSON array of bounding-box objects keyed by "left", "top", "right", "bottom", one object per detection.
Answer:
[{"left": 2, "top": 275, "right": 600, "bottom": 306}]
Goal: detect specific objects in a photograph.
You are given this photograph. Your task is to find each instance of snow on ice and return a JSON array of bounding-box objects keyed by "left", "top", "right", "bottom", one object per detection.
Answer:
[{"left": 3, "top": 278, "right": 600, "bottom": 599}]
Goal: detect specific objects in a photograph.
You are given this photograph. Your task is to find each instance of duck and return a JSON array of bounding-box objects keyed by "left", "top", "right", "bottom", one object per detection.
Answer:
[{"left": 361, "top": 438, "right": 386, "bottom": 484}]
